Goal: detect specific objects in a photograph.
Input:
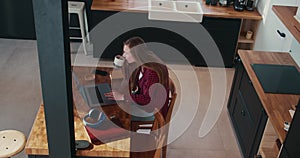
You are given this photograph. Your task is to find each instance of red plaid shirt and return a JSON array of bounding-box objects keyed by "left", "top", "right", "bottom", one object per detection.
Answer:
[{"left": 126, "top": 67, "right": 169, "bottom": 117}]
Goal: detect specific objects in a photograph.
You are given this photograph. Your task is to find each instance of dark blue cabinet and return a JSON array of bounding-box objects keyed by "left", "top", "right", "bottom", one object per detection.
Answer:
[
  {"left": 228, "top": 58, "right": 268, "bottom": 158},
  {"left": 90, "top": 11, "right": 241, "bottom": 67}
]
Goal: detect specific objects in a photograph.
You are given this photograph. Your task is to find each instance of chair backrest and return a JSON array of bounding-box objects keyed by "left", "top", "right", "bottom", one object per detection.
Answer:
[
  {"left": 165, "top": 78, "right": 177, "bottom": 124},
  {"left": 152, "top": 109, "right": 166, "bottom": 158},
  {"left": 130, "top": 110, "right": 165, "bottom": 158},
  {"left": 152, "top": 108, "right": 166, "bottom": 131}
]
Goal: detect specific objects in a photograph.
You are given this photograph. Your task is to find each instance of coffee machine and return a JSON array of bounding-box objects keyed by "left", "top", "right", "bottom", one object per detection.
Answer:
[
  {"left": 234, "top": 0, "right": 246, "bottom": 11},
  {"left": 245, "top": 0, "right": 255, "bottom": 11},
  {"left": 234, "top": 0, "right": 255, "bottom": 11}
]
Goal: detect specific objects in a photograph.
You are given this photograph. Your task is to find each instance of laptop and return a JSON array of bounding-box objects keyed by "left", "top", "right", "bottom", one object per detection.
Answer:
[{"left": 79, "top": 83, "right": 116, "bottom": 107}]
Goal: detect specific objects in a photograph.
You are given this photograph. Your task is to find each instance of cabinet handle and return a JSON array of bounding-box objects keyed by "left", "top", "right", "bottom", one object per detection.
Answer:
[
  {"left": 277, "top": 30, "right": 286, "bottom": 38},
  {"left": 241, "top": 110, "right": 246, "bottom": 116}
]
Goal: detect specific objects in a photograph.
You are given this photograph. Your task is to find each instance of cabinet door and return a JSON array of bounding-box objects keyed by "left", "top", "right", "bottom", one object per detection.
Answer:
[
  {"left": 228, "top": 62, "right": 268, "bottom": 158},
  {"left": 254, "top": 10, "right": 293, "bottom": 52},
  {"left": 232, "top": 91, "right": 255, "bottom": 158},
  {"left": 228, "top": 58, "right": 244, "bottom": 114},
  {"left": 254, "top": 0, "right": 297, "bottom": 52}
]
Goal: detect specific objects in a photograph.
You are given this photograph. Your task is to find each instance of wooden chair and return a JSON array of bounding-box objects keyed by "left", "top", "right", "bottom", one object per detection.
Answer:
[
  {"left": 131, "top": 78, "right": 177, "bottom": 158},
  {"left": 0, "top": 130, "right": 26, "bottom": 158},
  {"left": 131, "top": 109, "right": 166, "bottom": 158},
  {"left": 162, "top": 78, "right": 177, "bottom": 158}
]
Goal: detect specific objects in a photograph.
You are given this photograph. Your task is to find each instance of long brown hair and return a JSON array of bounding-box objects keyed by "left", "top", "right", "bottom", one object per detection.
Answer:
[{"left": 123, "top": 37, "right": 169, "bottom": 92}]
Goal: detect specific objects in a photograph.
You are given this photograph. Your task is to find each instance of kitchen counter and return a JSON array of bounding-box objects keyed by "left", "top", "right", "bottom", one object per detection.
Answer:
[
  {"left": 228, "top": 50, "right": 300, "bottom": 157},
  {"left": 238, "top": 50, "right": 300, "bottom": 143},
  {"left": 91, "top": 0, "right": 262, "bottom": 20}
]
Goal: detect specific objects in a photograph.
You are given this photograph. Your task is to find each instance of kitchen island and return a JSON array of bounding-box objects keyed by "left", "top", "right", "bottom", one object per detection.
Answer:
[
  {"left": 228, "top": 50, "right": 300, "bottom": 158},
  {"left": 89, "top": 0, "right": 261, "bottom": 67}
]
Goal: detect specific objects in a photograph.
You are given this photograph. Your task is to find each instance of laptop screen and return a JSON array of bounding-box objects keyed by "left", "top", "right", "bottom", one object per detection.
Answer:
[{"left": 80, "top": 83, "right": 116, "bottom": 107}]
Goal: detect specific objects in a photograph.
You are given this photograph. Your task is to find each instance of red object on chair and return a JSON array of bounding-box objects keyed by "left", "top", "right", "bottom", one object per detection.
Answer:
[{"left": 85, "top": 119, "right": 129, "bottom": 145}]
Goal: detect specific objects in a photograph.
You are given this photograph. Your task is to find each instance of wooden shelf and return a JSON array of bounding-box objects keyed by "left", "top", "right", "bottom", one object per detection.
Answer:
[
  {"left": 238, "top": 35, "right": 255, "bottom": 43},
  {"left": 272, "top": 5, "right": 300, "bottom": 44},
  {"left": 260, "top": 147, "right": 278, "bottom": 158},
  {"left": 237, "top": 19, "right": 259, "bottom": 50},
  {"left": 259, "top": 119, "right": 280, "bottom": 158}
]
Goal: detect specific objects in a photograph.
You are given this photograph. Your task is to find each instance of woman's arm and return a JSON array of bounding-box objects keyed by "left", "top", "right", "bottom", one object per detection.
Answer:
[{"left": 129, "top": 69, "right": 159, "bottom": 105}]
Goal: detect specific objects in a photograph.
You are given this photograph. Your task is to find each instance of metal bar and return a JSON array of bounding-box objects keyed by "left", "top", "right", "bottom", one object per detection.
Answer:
[{"left": 32, "top": 0, "right": 75, "bottom": 157}]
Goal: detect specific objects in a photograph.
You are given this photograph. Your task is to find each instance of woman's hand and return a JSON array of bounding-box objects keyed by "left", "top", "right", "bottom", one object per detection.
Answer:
[{"left": 104, "top": 91, "right": 124, "bottom": 101}]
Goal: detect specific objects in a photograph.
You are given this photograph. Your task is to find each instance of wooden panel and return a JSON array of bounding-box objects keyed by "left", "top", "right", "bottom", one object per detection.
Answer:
[
  {"left": 272, "top": 6, "right": 300, "bottom": 44},
  {"left": 259, "top": 119, "right": 280, "bottom": 158},
  {"left": 238, "top": 50, "right": 300, "bottom": 143},
  {"left": 91, "top": 0, "right": 262, "bottom": 20}
]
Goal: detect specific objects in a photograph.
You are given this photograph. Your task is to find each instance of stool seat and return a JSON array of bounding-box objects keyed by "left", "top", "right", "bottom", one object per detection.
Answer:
[
  {"left": 0, "top": 130, "right": 26, "bottom": 158},
  {"left": 68, "top": 1, "right": 84, "bottom": 13}
]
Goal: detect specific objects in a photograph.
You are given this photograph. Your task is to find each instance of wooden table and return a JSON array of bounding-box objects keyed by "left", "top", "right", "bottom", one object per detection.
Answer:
[{"left": 25, "top": 66, "right": 131, "bottom": 157}]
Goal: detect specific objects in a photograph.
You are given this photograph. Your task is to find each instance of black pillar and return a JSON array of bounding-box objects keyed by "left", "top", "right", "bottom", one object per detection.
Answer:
[{"left": 32, "top": 0, "right": 75, "bottom": 157}]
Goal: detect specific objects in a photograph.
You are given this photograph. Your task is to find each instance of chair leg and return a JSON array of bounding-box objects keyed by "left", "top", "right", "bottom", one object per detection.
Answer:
[
  {"left": 78, "top": 11, "right": 88, "bottom": 55},
  {"left": 162, "top": 146, "right": 167, "bottom": 158},
  {"left": 83, "top": 8, "right": 90, "bottom": 43}
]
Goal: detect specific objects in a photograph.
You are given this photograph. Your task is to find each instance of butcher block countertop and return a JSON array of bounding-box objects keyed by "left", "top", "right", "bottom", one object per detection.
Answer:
[
  {"left": 238, "top": 50, "right": 300, "bottom": 143},
  {"left": 91, "top": 0, "right": 262, "bottom": 20}
]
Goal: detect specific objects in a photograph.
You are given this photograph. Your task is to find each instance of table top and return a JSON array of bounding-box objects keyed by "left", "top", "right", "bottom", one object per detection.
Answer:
[
  {"left": 25, "top": 66, "right": 131, "bottom": 157},
  {"left": 238, "top": 50, "right": 300, "bottom": 143}
]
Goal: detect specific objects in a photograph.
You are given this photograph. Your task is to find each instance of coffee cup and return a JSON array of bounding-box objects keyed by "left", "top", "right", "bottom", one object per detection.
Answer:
[{"left": 113, "top": 55, "right": 125, "bottom": 68}]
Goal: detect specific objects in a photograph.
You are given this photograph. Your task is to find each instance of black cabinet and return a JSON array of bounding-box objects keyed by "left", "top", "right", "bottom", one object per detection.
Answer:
[
  {"left": 0, "top": 0, "right": 36, "bottom": 39},
  {"left": 90, "top": 11, "right": 241, "bottom": 67},
  {"left": 280, "top": 99, "right": 300, "bottom": 158},
  {"left": 228, "top": 59, "right": 268, "bottom": 158}
]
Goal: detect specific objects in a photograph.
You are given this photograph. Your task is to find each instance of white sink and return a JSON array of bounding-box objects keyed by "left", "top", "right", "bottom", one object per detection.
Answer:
[
  {"left": 148, "top": 0, "right": 203, "bottom": 23},
  {"left": 150, "top": 0, "right": 175, "bottom": 11}
]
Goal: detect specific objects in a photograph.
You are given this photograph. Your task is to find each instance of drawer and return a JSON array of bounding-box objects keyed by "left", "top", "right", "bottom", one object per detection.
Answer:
[{"left": 239, "top": 71, "right": 264, "bottom": 125}]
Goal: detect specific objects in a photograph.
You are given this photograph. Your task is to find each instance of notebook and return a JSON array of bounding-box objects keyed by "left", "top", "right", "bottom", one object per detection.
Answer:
[{"left": 80, "top": 83, "right": 116, "bottom": 107}]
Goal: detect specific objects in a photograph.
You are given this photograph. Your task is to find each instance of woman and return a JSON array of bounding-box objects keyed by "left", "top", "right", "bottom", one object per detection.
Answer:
[{"left": 106, "top": 37, "right": 169, "bottom": 117}]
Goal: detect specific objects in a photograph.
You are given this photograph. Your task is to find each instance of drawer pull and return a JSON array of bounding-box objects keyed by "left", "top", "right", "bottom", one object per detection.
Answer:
[
  {"left": 241, "top": 110, "right": 246, "bottom": 116},
  {"left": 277, "top": 30, "right": 286, "bottom": 38}
]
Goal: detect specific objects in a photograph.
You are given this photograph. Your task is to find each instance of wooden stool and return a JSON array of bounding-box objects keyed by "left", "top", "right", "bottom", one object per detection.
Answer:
[{"left": 0, "top": 130, "right": 26, "bottom": 158}]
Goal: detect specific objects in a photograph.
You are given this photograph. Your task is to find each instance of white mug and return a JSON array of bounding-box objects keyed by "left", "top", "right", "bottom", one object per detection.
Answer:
[{"left": 113, "top": 55, "right": 125, "bottom": 68}]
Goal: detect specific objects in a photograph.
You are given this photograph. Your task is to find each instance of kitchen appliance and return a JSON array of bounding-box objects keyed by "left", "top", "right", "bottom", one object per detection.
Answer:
[
  {"left": 245, "top": 0, "right": 255, "bottom": 11},
  {"left": 234, "top": 0, "right": 245, "bottom": 11},
  {"left": 251, "top": 64, "right": 300, "bottom": 94},
  {"left": 219, "top": 0, "right": 228, "bottom": 6}
]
